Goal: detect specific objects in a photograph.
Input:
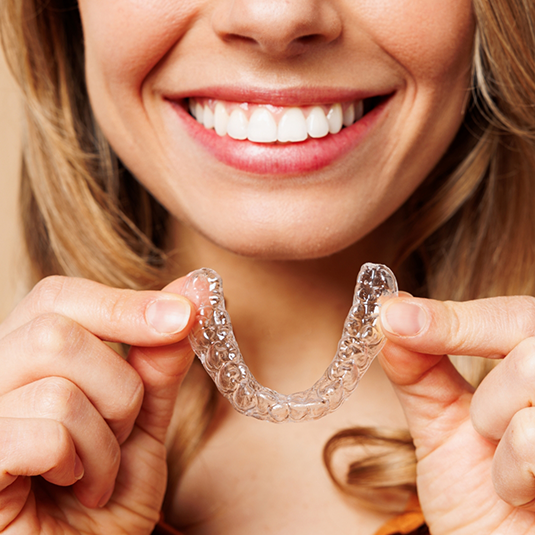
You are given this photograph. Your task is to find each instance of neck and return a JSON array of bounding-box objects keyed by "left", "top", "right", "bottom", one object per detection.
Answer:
[{"left": 169, "top": 217, "right": 400, "bottom": 394}]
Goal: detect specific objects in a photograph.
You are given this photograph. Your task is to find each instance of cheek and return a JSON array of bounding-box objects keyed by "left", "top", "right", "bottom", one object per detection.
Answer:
[
  {"left": 359, "top": 0, "right": 474, "bottom": 82},
  {"left": 78, "top": 0, "right": 203, "bottom": 168},
  {"left": 79, "top": 0, "right": 199, "bottom": 95}
]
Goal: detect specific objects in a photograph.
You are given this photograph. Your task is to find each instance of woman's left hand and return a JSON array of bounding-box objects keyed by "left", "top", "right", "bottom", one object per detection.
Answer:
[{"left": 379, "top": 295, "right": 535, "bottom": 534}]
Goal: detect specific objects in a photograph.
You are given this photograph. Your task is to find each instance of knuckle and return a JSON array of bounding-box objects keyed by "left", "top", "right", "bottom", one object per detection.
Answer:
[
  {"left": 52, "top": 420, "right": 73, "bottom": 456},
  {"left": 470, "top": 399, "right": 493, "bottom": 440},
  {"left": 442, "top": 301, "right": 467, "bottom": 353},
  {"left": 32, "top": 377, "right": 80, "bottom": 421},
  {"left": 27, "top": 313, "right": 86, "bottom": 360},
  {"left": 29, "top": 276, "right": 68, "bottom": 314},
  {"left": 114, "top": 371, "right": 144, "bottom": 422},
  {"left": 511, "top": 337, "right": 535, "bottom": 378},
  {"left": 107, "top": 439, "right": 121, "bottom": 474},
  {"left": 508, "top": 408, "right": 535, "bottom": 454},
  {"left": 106, "top": 296, "right": 128, "bottom": 328},
  {"left": 0, "top": 419, "right": 74, "bottom": 474},
  {"left": 129, "top": 372, "right": 144, "bottom": 409},
  {"left": 514, "top": 296, "right": 535, "bottom": 337},
  {"left": 103, "top": 289, "right": 139, "bottom": 331},
  {"left": 43, "top": 419, "right": 75, "bottom": 467}
]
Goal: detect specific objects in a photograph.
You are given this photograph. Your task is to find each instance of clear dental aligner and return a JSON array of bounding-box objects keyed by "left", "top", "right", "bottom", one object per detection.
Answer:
[{"left": 183, "top": 263, "right": 398, "bottom": 423}]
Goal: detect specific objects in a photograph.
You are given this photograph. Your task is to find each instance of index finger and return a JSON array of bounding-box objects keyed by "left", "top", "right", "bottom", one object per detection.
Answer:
[
  {"left": 0, "top": 275, "right": 195, "bottom": 346},
  {"left": 379, "top": 295, "right": 535, "bottom": 358}
]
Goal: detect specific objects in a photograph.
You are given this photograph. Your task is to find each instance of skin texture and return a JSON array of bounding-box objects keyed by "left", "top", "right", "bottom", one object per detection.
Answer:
[
  {"left": 380, "top": 297, "right": 535, "bottom": 534},
  {"left": 3, "top": 0, "right": 535, "bottom": 534},
  {"left": 0, "top": 276, "right": 196, "bottom": 533},
  {"left": 80, "top": 0, "right": 474, "bottom": 259}
]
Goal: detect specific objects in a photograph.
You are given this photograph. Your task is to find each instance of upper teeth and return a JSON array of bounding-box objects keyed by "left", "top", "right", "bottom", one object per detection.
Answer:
[{"left": 188, "top": 99, "right": 364, "bottom": 143}]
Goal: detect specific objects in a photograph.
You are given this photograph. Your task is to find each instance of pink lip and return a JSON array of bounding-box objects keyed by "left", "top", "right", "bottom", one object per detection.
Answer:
[{"left": 167, "top": 92, "right": 392, "bottom": 176}]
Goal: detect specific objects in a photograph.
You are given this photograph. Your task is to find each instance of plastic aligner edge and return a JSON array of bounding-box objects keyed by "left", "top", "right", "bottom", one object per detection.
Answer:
[{"left": 183, "top": 263, "right": 398, "bottom": 423}]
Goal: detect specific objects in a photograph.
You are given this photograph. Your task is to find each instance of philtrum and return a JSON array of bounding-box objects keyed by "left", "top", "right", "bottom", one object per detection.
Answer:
[{"left": 183, "top": 263, "right": 398, "bottom": 423}]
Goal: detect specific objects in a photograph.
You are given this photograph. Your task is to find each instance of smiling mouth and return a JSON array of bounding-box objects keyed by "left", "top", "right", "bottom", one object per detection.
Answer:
[
  {"left": 187, "top": 96, "right": 386, "bottom": 144},
  {"left": 170, "top": 91, "right": 393, "bottom": 174}
]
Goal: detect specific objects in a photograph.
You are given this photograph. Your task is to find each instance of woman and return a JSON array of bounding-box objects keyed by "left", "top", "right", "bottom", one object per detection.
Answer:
[{"left": 1, "top": 0, "right": 535, "bottom": 533}]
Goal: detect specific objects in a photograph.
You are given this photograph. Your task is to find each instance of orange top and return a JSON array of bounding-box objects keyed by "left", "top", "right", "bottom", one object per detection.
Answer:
[
  {"left": 153, "top": 495, "right": 428, "bottom": 535},
  {"left": 374, "top": 495, "right": 428, "bottom": 535}
]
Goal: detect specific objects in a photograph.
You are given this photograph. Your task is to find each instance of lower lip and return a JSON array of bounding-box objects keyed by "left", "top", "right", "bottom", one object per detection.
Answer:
[{"left": 169, "top": 98, "right": 390, "bottom": 176}]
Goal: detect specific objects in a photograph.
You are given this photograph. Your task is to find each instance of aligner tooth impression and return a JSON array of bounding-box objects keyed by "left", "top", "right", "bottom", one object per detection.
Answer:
[{"left": 183, "top": 263, "right": 398, "bottom": 423}]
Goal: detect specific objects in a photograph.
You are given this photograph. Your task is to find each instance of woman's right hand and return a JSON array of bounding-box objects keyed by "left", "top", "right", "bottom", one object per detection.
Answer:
[{"left": 0, "top": 274, "right": 196, "bottom": 534}]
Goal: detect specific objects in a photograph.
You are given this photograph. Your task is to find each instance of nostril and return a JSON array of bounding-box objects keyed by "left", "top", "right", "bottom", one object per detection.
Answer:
[
  {"left": 296, "top": 33, "right": 327, "bottom": 46},
  {"left": 212, "top": 0, "right": 343, "bottom": 59},
  {"left": 223, "top": 33, "right": 257, "bottom": 47},
  {"left": 222, "top": 32, "right": 321, "bottom": 58}
]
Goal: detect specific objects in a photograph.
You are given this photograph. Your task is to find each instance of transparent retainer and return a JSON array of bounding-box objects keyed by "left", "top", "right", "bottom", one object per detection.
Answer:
[{"left": 183, "top": 263, "right": 398, "bottom": 423}]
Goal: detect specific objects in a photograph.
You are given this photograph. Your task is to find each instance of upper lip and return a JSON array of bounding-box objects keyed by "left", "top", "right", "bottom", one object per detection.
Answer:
[{"left": 162, "top": 85, "right": 396, "bottom": 107}]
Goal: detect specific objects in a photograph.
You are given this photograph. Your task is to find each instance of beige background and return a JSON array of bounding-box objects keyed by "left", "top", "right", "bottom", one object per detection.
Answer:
[{"left": 0, "top": 48, "right": 24, "bottom": 321}]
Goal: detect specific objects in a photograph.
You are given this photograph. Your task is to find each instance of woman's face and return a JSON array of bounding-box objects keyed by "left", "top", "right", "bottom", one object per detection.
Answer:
[{"left": 79, "top": 0, "right": 474, "bottom": 260}]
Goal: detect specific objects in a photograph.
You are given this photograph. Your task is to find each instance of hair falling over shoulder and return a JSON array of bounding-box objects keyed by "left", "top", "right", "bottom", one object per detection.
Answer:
[
  {"left": 2, "top": 0, "right": 535, "bottom": 514},
  {"left": 0, "top": 0, "right": 170, "bottom": 290}
]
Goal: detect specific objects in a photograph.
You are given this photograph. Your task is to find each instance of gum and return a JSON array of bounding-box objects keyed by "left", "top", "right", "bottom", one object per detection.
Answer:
[{"left": 183, "top": 263, "right": 398, "bottom": 423}]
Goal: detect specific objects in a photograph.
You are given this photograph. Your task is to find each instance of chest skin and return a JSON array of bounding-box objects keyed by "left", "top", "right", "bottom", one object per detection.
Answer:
[{"left": 169, "top": 359, "right": 408, "bottom": 535}]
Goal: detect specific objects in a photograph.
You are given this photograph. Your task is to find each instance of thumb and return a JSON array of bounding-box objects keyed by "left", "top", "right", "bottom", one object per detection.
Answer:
[
  {"left": 378, "top": 298, "right": 474, "bottom": 457},
  {"left": 127, "top": 275, "right": 196, "bottom": 443}
]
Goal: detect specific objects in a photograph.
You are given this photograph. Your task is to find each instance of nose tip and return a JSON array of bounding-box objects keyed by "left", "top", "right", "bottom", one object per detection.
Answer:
[{"left": 212, "top": 0, "right": 342, "bottom": 58}]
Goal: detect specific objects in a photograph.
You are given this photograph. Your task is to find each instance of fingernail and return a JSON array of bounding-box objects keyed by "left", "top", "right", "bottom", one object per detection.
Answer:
[
  {"left": 146, "top": 298, "right": 192, "bottom": 334},
  {"left": 382, "top": 301, "right": 428, "bottom": 336},
  {"left": 74, "top": 454, "right": 84, "bottom": 481},
  {"left": 98, "top": 485, "right": 115, "bottom": 508}
]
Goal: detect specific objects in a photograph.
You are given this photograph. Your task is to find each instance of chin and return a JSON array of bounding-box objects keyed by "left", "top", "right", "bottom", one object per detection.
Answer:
[{"left": 198, "top": 224, "right": 366, "bottom": 261}]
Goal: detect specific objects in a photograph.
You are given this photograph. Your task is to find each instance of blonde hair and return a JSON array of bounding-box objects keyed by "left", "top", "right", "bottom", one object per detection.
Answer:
[
  {"left": 0, "top": 0, "right": 169, "bottom": 289},
  {"left": 2, "top": 0, "right": 535, "bottom": 517}
]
